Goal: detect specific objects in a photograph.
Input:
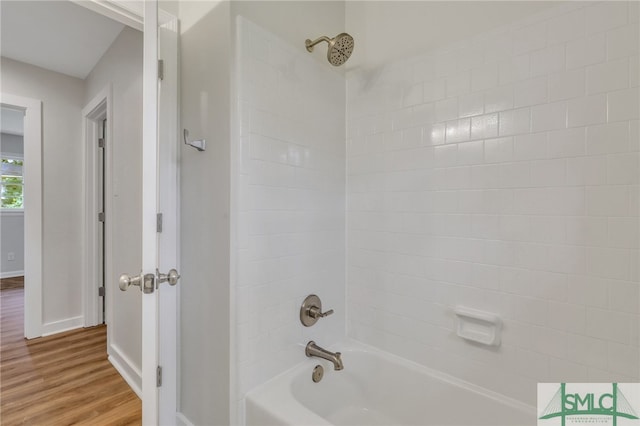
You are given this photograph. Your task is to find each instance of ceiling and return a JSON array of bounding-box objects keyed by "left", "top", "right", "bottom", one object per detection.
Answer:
[{"left": 0, "top": 1, "right": 126, "bottom": 79}]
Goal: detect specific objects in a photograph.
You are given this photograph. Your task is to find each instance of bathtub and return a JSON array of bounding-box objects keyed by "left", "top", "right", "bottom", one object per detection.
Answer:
[{"left": 245, "top": 341, "right": 535, "bottom": 425}]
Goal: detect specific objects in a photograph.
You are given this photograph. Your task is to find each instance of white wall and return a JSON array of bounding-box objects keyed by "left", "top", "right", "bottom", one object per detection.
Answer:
[
  {"left": 233, "top": 10, "right": 346, "bottom": 422},
  {"left": 0, "top": 132, "right": 25, "bottom": 277},
  {"left": 346, "top": 1, "right": 639, "bottom": 405},
  {"left": 1, "top": 57, "right": 84, "bottom": 328},
  {"left": 178, "top": 2, "right": 231, "bottom": 424},
  {"left": 84, "top": 26, "right": 144, "bottom": 391}
]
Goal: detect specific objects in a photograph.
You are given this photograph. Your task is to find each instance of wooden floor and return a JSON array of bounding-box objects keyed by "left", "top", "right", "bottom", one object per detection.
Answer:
[{"left": 0, "top": 277, "right": 141, "bottom": 425}]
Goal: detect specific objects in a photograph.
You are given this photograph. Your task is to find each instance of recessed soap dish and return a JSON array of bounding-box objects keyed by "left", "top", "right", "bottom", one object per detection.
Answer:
[{"left": 454, "top": 306, "right": 502, "bottom": 347}]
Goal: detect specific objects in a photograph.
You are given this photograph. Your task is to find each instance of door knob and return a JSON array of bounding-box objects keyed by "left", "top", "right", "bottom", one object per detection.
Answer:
[
  {"left": 119, "top": 273, "right": 142, "bottom": 291},
  {"left": 156, "top": 268, "right": 180, "bottom": 287},
  {"left": 119, "top": 272, "right": 155, "bottom": 293}
]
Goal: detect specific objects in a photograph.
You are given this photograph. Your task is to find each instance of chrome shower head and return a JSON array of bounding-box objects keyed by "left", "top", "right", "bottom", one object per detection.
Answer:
[{"left": 305, "top": 33, "right": 354, "bottom": 66}]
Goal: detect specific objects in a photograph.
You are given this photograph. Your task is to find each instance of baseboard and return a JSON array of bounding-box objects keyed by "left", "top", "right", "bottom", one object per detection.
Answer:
[
  {"left": 108, "top": 343, "right": 142, "bottom": 398},
  {"left": 42, "top": 316, "right": 83, "bottom": 336},
  {"left": 176, "top": 412, "right": 195, "bottom": 426},
  {"left": 0, "top": 270, "right": 24, "bottom": 279}
]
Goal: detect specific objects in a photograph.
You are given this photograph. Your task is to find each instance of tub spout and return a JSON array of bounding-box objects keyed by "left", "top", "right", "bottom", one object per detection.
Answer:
[{"left": 305, "top": 341, "right": 343, "bottom": 371}]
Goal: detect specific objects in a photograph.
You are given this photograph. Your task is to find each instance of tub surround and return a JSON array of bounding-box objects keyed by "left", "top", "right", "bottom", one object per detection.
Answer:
[{"left": 346, "top": 1, "right": 639, "bottom": 405}]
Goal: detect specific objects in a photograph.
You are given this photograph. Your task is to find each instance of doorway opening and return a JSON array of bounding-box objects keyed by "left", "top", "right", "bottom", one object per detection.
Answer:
[{"left": 82, "top": 88, "right": 111, "bottom": 328}]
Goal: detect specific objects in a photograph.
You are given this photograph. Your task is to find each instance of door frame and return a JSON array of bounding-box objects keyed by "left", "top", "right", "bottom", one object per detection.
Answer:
[
  {"left": 142, "top": 1, "right": 160, "bottom": 423},
  {"left": 0, "top": 93, "right": 43, "bottom": 339},
  {"left": 81, "top": 86, "right": 113, "bottom": 328}
]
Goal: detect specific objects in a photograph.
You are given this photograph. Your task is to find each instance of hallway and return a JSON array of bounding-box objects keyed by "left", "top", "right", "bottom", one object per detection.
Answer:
[{"left": 0, "top": 278, "right": 141, "bottom": 425}]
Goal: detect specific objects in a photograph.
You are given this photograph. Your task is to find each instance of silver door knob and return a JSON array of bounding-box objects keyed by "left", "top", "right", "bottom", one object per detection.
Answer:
[
  {"left": 119, "top": 273, "right": 142, "bottom": 291},
  {"left": 157, "top": 268, "right": 180, "bottom": 286}
]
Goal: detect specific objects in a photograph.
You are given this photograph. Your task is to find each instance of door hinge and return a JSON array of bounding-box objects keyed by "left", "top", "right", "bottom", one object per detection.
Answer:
[
  {"left": 98, "top": 212, "right": 105, "bottom": 222},
  {"left": 158, "top": 59, "right": 164, "bottom": 81},
  {"left": 156, "top": 213, "right": 163, "bottom": 233},
  {"left": 98, "top": 287, "right": 105, "bottom": 297},
  {"left": 156, "top": 365, "right": 162, "bottom": 387},
  {"left": 98, "top": 138, "right": 105, "bottom": 148}
]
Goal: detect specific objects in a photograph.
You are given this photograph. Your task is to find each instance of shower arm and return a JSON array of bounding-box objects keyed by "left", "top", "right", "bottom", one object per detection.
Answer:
[{"left": 305, "top": 36, "right": 331, "bottom": 52}]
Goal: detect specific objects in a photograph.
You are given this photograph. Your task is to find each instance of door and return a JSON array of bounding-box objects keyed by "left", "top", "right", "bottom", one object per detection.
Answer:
[{"left": 119, "top": 2, "right": 179, "bottom": 424}]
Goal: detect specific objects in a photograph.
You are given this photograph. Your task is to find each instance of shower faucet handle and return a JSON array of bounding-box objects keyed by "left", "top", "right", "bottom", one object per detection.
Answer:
[
  {"left": 310, "top": 306, "right": 334, "bottom": 319},
  {"left": 300, "top": 295, "right": 334, "bottom": 327}
]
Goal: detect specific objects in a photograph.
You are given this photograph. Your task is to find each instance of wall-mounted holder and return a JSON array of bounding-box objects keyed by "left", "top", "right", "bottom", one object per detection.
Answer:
[
  {"left": 454, "top": 306, "right": 502, "bottom": 346},
  {"left": 184, "top": 129, "right": 206, "bottom": 152}
]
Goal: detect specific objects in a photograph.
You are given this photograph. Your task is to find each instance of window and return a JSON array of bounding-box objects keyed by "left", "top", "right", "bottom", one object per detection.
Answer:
[{"left": 1, "top": 157, "right": 24, "bottom": 209}]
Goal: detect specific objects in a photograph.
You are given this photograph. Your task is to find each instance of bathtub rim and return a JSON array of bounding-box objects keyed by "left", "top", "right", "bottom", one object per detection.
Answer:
[{"left": 245, "top": 338, "right": 537, "bottom": 425}]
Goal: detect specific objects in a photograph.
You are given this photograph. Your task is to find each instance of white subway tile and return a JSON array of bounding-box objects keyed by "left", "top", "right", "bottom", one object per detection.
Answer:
[
  {"left": 435, "top": 97, "right": 459, "bottom": 122},
  {"left": 549, "top": 357, "right": 590, "bottom": 382},
  {"left": 514, "top": 133, "right": 548, "bottom": 161},
  {"left": 499, "top": 108, "right": 531, "bottom": 136},
  {"left": 547, "top": 302, "right": 586, "bottom": 334},
  {"left": 607, "top": 87, "right": 640, "bottom": 122},
  {"left": 586, "top": 247, "right": 630, "bottom": 281},
  {"left": 567, "top": 333, "right": 608, "bottom": 370},
  {"left": 607, "top": 152, "right": 639, "bottom": 184},
  {"left": 485, "top": 86, "right": 514, "bottom": 113},
  {"left": 471, "top": 63, "right": 499, "bottom": 92},
  {"left": 631, "top": 0, "right": 640, "bottom": 24},
  {"left": 630, "top": 56, "right": 639, "bottom": 87},
  {"left": 485, "top": 137, "right": 514, "bottom": 163},
  {"left": 567, "top": 275, "right": 609, "bottom": 308},
  {"left": 549, "top": 68, "right": 586, "bottom": 101},
  {"left": 445, "top": 118, "right": 471, "bottom": 144},
  {"left": 403, "top": 83, "right": 423, "bottom": 107},
  {"left": 586, "top": 307, "right": 630, "bottom": 344},
  {"left": 566, "top": 217, "right": 608, "bottom": 247},
  {"left": 586, "top": 58, "right": 629, "bottom": 95},
  {"left": 531, "top": 101, "right": 567, "bottom": 132},
  {"left": 513, "top": 22, "right": 547, "bottom": 55},
  {"left": 457, "top": 140, "right": 485, "bottom": 165},
  {"left": 459, "top": 92, "right": 484, "bottom": 118},
  {"left": 547, "top": 9, "right": 586, "bottom": 45},
  {"left": 534, "top": 326, "right": 567, "bottom": 358},
  {"left": 567, "top": 94, "right": 607, "bottom": 127},
  {"left": 606, "top": 23, "right": 640, "bottom": 60},
  {"left": 566, "top": 156, "right": 607, "bottom": 185},
  {"left": 531, "top": 45, "right": 566, "bottom": 77},
  {"left": 607, "top": 342, "right": 640, "bottom": 377},
  {"left": 470, "top": 113, "right": 499, "bottom": 140},
  {"left": 586, "top": 185, "right": 629, "bottom": 216},
  {"left": 530, "top": 159, "right": 566, "bottom": 187},
  {"left": 566, "top": 33, "right": 607, "bottom": 70},
  {"left": 586, "top": 122, "right": 630, "bottom": 154},
  {"left": 500, "top": 163, "right": 531, "bottom": 188},
  {"left": 529, "top": 216, "right": 565, "bottom": 244},
  {"left": 499, "top": 54, "right": 531, "bottom": 85},
  {"left": 424, "top": 123, "right": 446, "bottom": 146},
  {"left": 470, "top": 165, "right": 499, "bottom": 190},
  {"left": 585, "top": 2, "right": 628, "bottom": 35},
  {"left": 548, "top": 127, "right": 586, "bottom": 158},
  {"left": 608, "top": 280, "right": 640, "bottom": 313},
  {"left": 514, "top": 76, "right": 548, "bottom": 108},
  {"left": 434, "top": 144, "right": 458, "bottom": 167},
  {"left": 423, "top": 79, "right": 446, "bottom": 103},
  {"left": 446, "top": 71, "right": 471, "bottom": 97}
]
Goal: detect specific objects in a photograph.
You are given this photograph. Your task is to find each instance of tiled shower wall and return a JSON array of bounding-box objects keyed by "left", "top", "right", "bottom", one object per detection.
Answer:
[
  {"left": 347, "top": 2, "right": 639, "bottom": 405},
  {"left": 235, "top": 17, "right": 346, "bottom": 402}
]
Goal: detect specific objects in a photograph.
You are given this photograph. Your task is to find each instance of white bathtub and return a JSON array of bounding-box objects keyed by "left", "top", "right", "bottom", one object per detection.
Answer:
[{"left": 245, "top": 341, "right": 535, "bottom": 425}]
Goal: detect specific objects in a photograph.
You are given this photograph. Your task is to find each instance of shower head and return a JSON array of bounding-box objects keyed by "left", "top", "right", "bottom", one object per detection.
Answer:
[{"left": 305, "top": 33, "right": 354, "bottom": 66}]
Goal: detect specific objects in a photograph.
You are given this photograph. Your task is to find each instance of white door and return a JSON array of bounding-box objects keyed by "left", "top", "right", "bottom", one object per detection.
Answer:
[{"left": 118, "top": 1, "right": 179, "bottom": 424}]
